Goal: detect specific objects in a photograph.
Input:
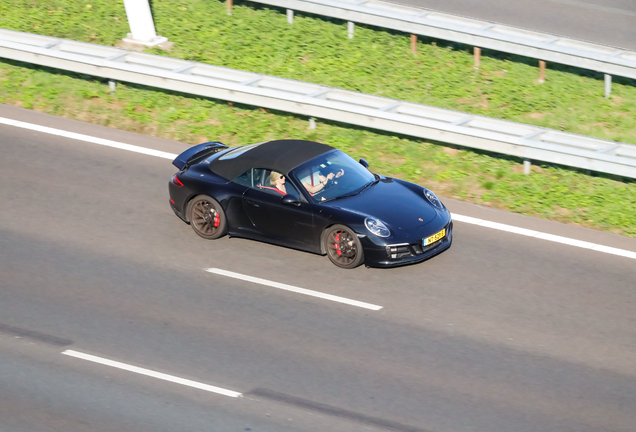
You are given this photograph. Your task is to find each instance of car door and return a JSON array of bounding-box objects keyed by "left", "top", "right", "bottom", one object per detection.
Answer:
[{"left": 242, "top": 169, "right": 315, "bottom": 248}]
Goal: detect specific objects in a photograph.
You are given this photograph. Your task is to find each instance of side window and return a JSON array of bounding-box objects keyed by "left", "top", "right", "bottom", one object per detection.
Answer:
[
  {"left": 252, "top": 168, "right": 267, "bottom": 188},
  {"left": 234, "top": 169, "right": 253, "bottom": 187},
  {"left": 251, "top": 168, "right": 280, "bottom": 196},
  {"left": 249, "top": 168, "right": 302, "bottom": 198},
  {"left": 283, "top": 180, "right": 300, "bottom": 197}
]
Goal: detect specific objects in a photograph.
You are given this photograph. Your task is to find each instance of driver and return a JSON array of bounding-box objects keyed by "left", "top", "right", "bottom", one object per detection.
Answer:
[{"left": 302, "top": 166, "right": 344, "bottom": 195}]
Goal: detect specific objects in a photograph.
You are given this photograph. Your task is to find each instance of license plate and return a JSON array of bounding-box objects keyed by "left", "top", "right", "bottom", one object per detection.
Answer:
[{"left": 424, "top": 228, "right": 445, "bottom": 246}]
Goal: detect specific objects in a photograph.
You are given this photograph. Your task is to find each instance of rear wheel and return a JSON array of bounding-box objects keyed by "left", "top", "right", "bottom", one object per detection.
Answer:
[
  {"left": 324, "top": 225, "right": 364, "bottom": 269},
  {"left": 188, "top": 195, "right": 227, "bottom": 240}
]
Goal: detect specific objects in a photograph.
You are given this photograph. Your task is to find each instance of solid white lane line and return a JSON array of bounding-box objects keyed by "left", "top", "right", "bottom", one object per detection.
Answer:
[
  {"left": 3, "top": 115, "right": 635, "bottom": 261},
  {"left": 205, "top": 268, "right": 383, "bottom": 311},
  {"left": 0, "top": 116, "right": 178, "bottom": 159},
  {"left": 452, "top": 214, "right": 636, "bottom": 260},
  {"left": 62, "top": 350, "right": 242, "bottom": 398}
]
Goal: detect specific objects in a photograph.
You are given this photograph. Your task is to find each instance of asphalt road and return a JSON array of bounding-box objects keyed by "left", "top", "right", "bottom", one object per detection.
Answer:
[
  {"left": 2, "top": 104, "right": 636, "bottom": 432},
  {"left": 391, "top": 0, "right": 636, "bottom": 51}
]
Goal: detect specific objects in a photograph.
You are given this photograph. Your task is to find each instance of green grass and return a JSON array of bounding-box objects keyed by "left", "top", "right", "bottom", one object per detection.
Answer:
[{"left": 1, "top": 0, "right": 635, "bottom": 237}]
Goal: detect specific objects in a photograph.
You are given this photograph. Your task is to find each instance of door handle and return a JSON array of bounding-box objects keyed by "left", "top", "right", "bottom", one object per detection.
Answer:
[{"left": 246, "top": 200, "right": 259, "bottom": 207}]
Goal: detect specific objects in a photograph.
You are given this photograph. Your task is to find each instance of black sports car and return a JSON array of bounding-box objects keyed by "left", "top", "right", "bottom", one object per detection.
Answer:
[{"left": 169, "top": 139, "right": 452, "bottom": 268}]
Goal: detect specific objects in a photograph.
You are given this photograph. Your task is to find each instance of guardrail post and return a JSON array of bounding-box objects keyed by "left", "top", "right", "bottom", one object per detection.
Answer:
[
  {"left": 538, "top": 60, "right": 546, "bottom": 83},
  {"left": 309, "top": 118, "right": 316, "bottom": 129},
  {"left": 227, "top": 0, "right": 233, "bottom": 15},
  {"left": 122, "top": 0, "right": 169, "bottom": 47},
  {"left": 474, "top": 47, "right": 481, "bottom": 68},
  {"left": 523, "top": 159, "right": 532, "bottom": 175},
  {"left": 287, "top": 9, "right": 294, "bottom": 24},
  {"left": 411, "top": 34, "right": 417, "bottom": 55},
  {"left": 108, "top": 80, "right": 117, "bottom": 95},
  {"left": 604, "top": 74, "right": 612, "bottom": 98},
  {"left": 348, "top": 22, "right": 355, "bottom": 39}
]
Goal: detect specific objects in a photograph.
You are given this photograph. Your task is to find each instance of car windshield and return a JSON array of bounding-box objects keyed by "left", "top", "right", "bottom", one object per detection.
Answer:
[{"left": 291, "top": 150, "right": 375, "bottom": 202}]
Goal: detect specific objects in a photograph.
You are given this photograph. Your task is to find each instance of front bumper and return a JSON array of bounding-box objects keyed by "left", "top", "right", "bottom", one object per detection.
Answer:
[{"left": 362, "top": 222, "right": 453, "bottom": 267}]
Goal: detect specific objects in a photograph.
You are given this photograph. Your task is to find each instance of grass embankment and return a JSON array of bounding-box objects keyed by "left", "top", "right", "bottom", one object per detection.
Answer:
[{"left": 0, "top": 0, "right": 635, "bottom": 236}]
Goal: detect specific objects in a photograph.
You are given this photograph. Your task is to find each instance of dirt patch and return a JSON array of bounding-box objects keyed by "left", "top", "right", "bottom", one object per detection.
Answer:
[
  {"left": 384, "top": 154, "right": 408, "bottom": 166},
  {"left": 110, "top": 100, "right": 126, "bottom": 110},
  {"left": 511, "top": 164, "right": 524, "bottom": 174},
  {"left": 76, "top": 111, "right": 98, "bottom": 123},
  {"left": 443, "top": 147, "right": 460, "bottom": 157},
  {"left": 456, "top": 95, "right": 488, "bottom": 109},
  {"left": 88, "top": 96, "right": 107, "bottom": 105},
  {"left": 511, "top": 163, "right": 544, "bottom": 174},
  {"left": 553, "top": 205, "right": 570, "bottom": 216},
  {"left": 205, "top": 118, "right": 223, "bottom": 127},
  {"left": 526, "top": 112, "right": 546, "bottom": 119},
  {"left": 478, "top": 94, "right": 489, "bottom": 109},
  {"left": 140, "top": 124, "right": 159, "bottom": 135},
  {"left": 611, "top": 96, "right": 624, "bottom": 105}
]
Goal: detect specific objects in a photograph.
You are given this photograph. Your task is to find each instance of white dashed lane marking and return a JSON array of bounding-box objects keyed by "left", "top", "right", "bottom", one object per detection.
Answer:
[
  {"left": 452, "top": 214, "right": 636, "bottom": 260},
  {"left": 0, "top": 116, "right": 178, "bottom": 159},
  {"left": 62, "top": 350, "right": 243, "bottom": 397},
  {"left": 206, "top": 268, "right": 384, "bottom": 310}
]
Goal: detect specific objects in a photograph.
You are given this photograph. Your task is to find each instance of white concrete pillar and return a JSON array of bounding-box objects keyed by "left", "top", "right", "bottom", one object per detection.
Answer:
[
  {"left": 122, "top": 0, "right": 168, "bottom": 47},
  {"left": 604, "top": 74, "right": 612, "bottom": 98},
  {"left": 523, "top": 159, "right": 532, "bottom": 175}
]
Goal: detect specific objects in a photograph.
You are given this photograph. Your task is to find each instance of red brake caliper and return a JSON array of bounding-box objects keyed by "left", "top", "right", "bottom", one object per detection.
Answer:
[
  {"left": 213, "top": 212, "right": 220, "bottom": 228},
  {"left": 334, "top": 233, "right": 342, "bottom": 256}
]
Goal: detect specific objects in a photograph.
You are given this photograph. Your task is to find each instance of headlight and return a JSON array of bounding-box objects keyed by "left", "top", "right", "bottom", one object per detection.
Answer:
[
  {"left": 424, "top": 189, "right": 444, "bottom": 210},
  {"left": 365, "top": 218, "right": 390, "bottom": 237}
]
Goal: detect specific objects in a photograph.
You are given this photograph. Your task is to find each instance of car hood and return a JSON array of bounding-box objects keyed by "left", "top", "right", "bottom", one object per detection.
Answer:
[{"left": 328, "top": 179, "right": 440, "bottom": 230}]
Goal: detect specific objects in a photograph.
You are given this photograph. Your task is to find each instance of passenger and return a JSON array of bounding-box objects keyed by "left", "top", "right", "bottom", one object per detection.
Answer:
[
  {"left": 256, "top": 170, "right": 288, "bottom": 195},
  {"left": 270, "top": 171, "right": 288, "bottom": 195}
]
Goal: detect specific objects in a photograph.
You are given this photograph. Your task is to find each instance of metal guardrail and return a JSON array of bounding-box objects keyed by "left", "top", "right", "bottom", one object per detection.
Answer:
[
  {"left": 249, "top": 0, "right": 636, "bottom": 84},
  {"left": 0, "top": 28, "right": 635, "bottom": 179}
]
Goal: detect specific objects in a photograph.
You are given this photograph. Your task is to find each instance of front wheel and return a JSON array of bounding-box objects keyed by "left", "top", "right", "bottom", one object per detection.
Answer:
[
  {"left": 187, "top": 195, "right": 227, "bottom": 240},
  {"left": 324, "top": 225, "right": 364, "bottom": 269}
]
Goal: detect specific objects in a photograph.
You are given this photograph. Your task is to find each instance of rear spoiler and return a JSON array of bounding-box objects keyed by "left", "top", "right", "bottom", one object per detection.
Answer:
[{"left": 172, "top": 142, "right": 229, "bottom": 170}]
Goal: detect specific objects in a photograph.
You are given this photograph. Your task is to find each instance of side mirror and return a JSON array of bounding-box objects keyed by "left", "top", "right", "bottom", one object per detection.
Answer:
[
  {"left": 359, "top": 158, "right": 369, "bottom": 169},
  {"left": 281, "top": 194, "right": 301, "bottom": 206}
]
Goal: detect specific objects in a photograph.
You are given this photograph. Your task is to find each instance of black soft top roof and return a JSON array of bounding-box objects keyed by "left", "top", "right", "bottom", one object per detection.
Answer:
[{"left": 209, "top": 139, "right": 335, "bottom": 180}]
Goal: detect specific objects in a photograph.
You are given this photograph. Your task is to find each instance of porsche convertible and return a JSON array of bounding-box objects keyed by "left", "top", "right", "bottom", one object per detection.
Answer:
[{"left": 168, "top": 139, "right": 452, "bottom": 268}]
